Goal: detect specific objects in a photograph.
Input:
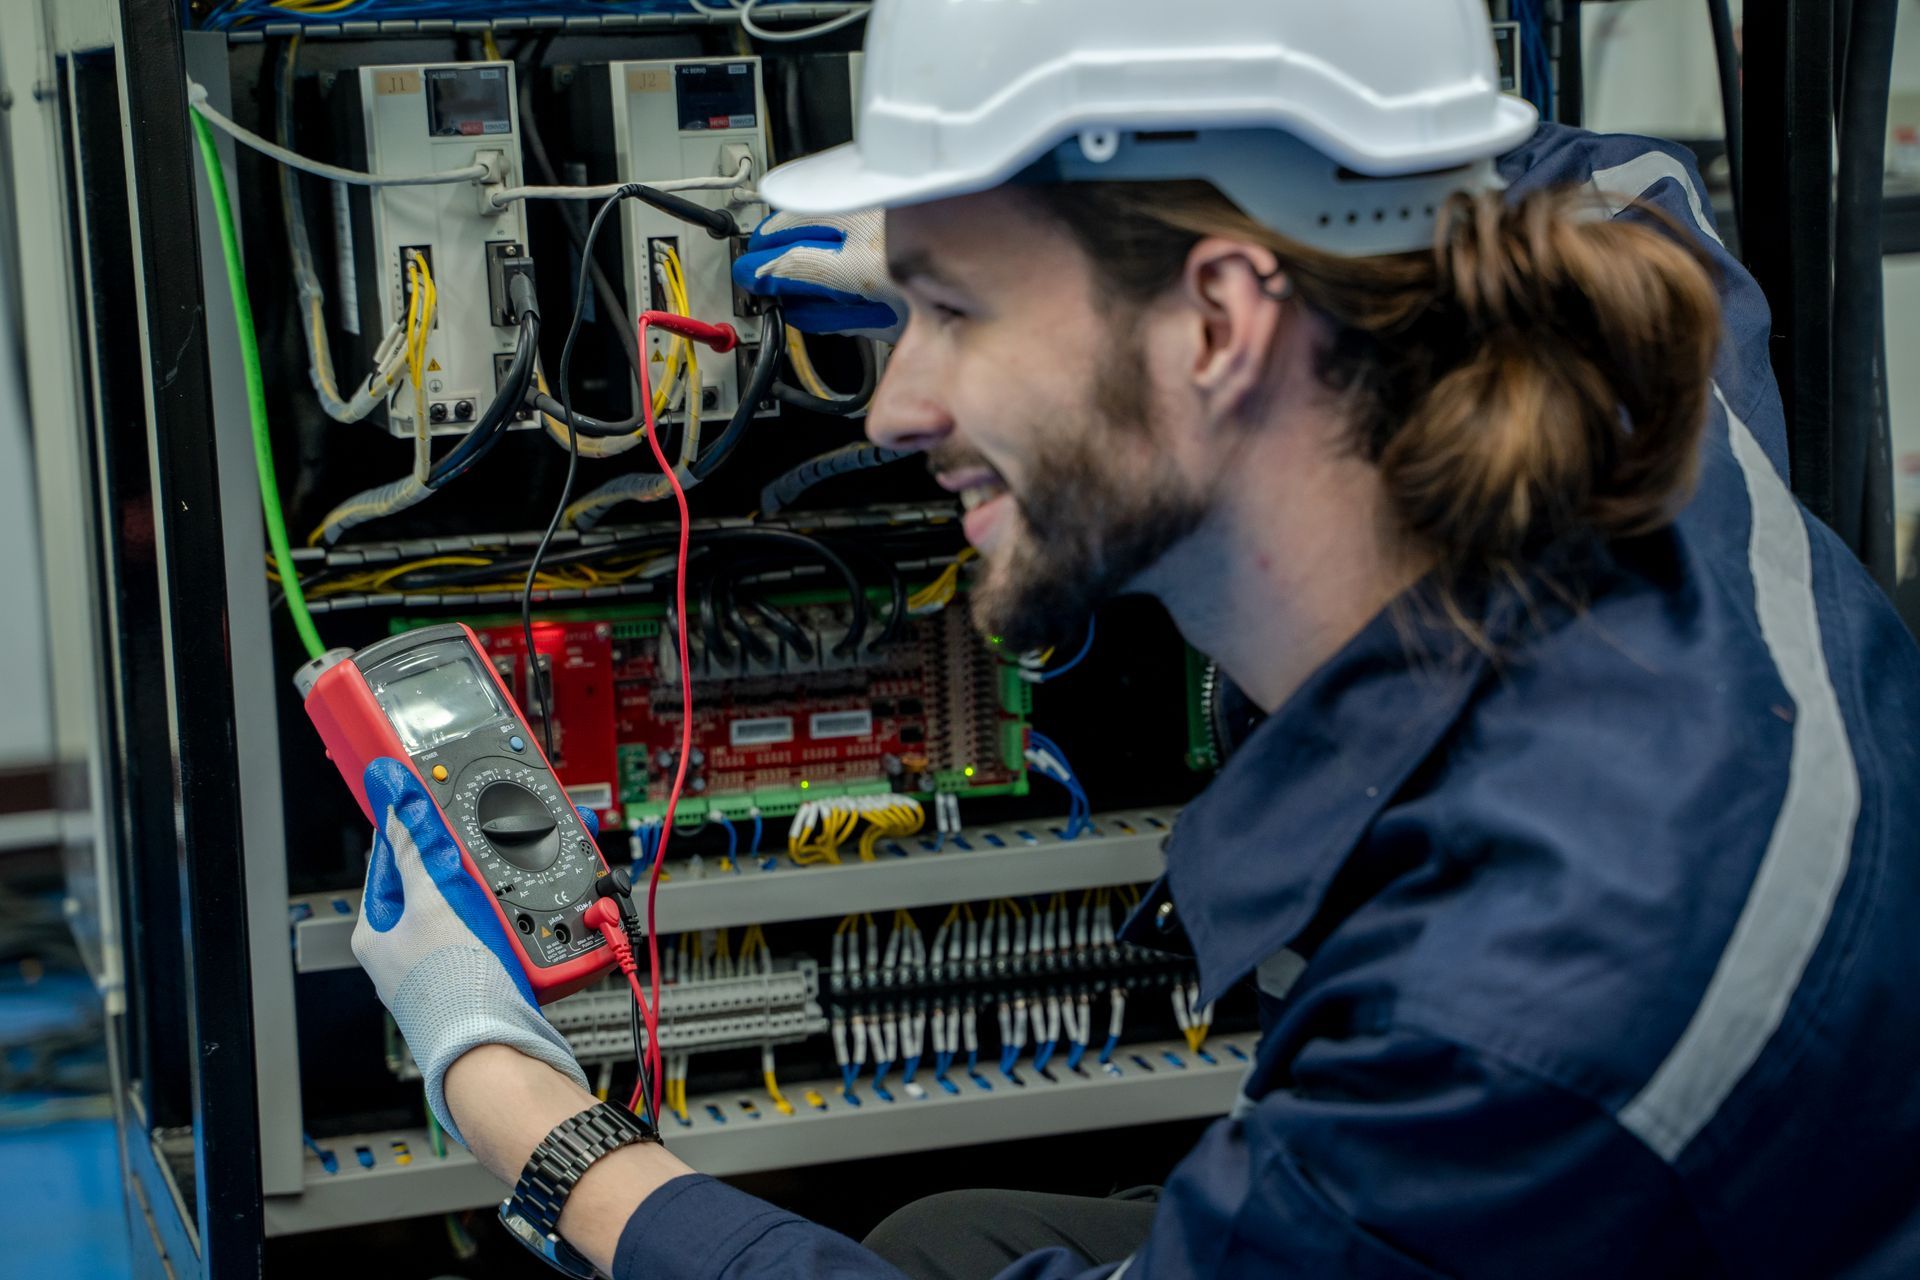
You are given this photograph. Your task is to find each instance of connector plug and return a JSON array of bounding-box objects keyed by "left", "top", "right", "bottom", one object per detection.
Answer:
[{"left": 487, "top": 242, "right": 537, "bottom": 326}]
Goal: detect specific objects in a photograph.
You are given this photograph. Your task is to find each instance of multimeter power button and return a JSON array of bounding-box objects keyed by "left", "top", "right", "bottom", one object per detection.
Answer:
[{"left": 474, "top": 780, "right": 562, "bottom": 873}]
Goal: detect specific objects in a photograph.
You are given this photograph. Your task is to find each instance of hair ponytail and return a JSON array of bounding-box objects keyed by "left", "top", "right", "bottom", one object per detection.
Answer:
[
  {"left": 1373, "top": 189, "right": 1720, "bottom": 572},
  {"left": 1027, "top": 181, "right": 1723, "bottom": 584}
]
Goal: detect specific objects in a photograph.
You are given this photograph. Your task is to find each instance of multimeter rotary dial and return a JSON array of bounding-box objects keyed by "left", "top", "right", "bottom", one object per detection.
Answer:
[{"left": 451, "top": 758, "right": 598, "bottom": 913}]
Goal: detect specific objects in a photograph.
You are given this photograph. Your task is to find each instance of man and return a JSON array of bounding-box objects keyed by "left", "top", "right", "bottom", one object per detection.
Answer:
[{"left": 350, "top": 3, "right": 1920, "bottom": 1276}]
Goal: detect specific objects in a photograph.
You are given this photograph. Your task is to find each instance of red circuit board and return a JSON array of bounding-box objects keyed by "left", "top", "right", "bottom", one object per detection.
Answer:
[
  {"left": 449, "top": 604, "right": 1028, "bottom": 828},
  {"left": 613, "top": 604, "right": 1025, "bottom": 817},
  {"left": 470, "top": 622, "right": 623, "bottom": 825}
]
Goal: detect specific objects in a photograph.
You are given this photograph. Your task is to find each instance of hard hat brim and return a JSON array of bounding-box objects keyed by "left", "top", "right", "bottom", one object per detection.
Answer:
[
  {"left": 761, "top": 94, "right": 1540, "bottom": 218},
  {"left": 759, "top": 142, "right": 990, "bottom": 216}
]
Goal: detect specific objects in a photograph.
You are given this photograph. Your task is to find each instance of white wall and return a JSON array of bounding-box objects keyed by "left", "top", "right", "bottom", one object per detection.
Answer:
[
  {"left": 0, "top": 146, "right": 56, "bottom": 771},
  {"left": 1582, "top": 0, "right": 1739, "bottom": 141}
]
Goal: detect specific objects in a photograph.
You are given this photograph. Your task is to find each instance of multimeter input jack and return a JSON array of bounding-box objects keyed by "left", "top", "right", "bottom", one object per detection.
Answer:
[
  {"left": 552, "top": 922, "right": 572, "bottom": 946},
  {"left": 515, "top": 914, "right": 534, "bottom": 935}
]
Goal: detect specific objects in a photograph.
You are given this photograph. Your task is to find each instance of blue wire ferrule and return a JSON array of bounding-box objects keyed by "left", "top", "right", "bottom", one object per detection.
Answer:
[{"left": 303, "top": 1134, "right": 338, "bottom": 1175}]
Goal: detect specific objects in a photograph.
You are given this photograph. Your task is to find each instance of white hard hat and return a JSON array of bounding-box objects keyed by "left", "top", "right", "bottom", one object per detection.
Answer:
[{"left": 761, "top": 0, "right": 1540, "bottom": 256}]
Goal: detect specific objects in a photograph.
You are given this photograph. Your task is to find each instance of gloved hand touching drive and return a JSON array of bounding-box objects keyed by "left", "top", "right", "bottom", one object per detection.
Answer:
[
  {"left": 350, "top": 757, "right": 591, "bottom": 1147},
  {"left": 731, "top": 208, "right": 906, "bottom": 342}
]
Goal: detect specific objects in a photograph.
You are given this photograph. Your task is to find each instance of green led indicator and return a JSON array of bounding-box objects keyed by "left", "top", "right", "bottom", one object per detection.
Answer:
[{"left": 963, "top": 765, "right": 976, "bottom": 778}]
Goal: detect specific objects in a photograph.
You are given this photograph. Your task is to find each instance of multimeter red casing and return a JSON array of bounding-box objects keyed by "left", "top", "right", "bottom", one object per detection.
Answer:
[{"left": 303, "top": 622, "right": 616, "bottom": 1003}]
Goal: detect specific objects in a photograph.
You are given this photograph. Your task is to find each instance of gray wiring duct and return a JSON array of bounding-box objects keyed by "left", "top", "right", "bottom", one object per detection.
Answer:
[{"left": 759, "top": 443, "right": 912, "bottom": 516}]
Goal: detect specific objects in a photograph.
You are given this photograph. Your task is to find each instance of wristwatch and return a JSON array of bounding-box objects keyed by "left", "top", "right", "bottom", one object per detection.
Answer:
[{"left": 499, "top": 1102, "right": 660, "bottom": 1277}]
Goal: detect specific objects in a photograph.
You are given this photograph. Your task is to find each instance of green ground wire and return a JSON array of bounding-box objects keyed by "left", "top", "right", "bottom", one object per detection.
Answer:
[{"left": 190, "top": 109, "right": 327, "bottom": 661}]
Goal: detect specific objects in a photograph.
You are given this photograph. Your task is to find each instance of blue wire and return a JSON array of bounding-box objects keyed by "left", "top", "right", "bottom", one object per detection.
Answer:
[
  {"left": 201, "top": 0, "right": 843, "bottom": 32},
  {"left": 716, "top": 815, "right": 739, "bottom": 872},
  {"left": 749, "top": 811, "right": 763, "bottom": 853},
  {"left": 1026, "top": 731, "right": 1092, "bottom": 838},
  {"left": 1035, "top": 616, "right": 1095, "bottom": 682}
]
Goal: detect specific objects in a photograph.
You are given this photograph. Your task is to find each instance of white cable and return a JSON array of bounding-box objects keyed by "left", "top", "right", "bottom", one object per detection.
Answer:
[
  {"left": 488, "top": 157, "right": 755, "bottom": 208},
  {"left": 689, "top": 0, "right": 871, "bottom": 42},
  {"left": 741, "top": 0, "right": 872, "bottom": 42},
  {"left": 189, "top": 84, "right": 489, "bottom": 188}
]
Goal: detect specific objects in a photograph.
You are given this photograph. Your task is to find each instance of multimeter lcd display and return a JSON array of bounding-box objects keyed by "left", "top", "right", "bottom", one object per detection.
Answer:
[
  {"left": 373, "top": 652, "right": 503, "bottom": 752},
  {"left": 426, "top": 67, "right": 513, "bottom": 137}
]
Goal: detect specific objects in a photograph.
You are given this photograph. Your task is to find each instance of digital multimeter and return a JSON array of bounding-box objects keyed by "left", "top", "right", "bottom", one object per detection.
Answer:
[{"left": 299, "top": 623, "right": 616, "bottom": 1002}]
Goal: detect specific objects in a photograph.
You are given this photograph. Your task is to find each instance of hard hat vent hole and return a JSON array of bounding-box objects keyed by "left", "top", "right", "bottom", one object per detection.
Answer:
[
  {"left": 1345, "top": 212, "right": 1359, "bottom": 225},
  {"left": 1077, "top": 129, "right": 1120, "bottom": 163},
  {"left": 1400, "top": 208, "right": 1412, "bottom": 219},
  {"left": 1318, "top": 214, "right": 1332, "bottom": 227},
  {"left": 1373, "top": 209, "right": 1385, "bottom": 221}
]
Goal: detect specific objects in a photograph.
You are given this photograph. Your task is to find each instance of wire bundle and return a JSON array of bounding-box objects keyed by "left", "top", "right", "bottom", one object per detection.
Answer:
[
  {"left": 1016, "top": 616, "right": 1095, "bottom": 684},
  {"left": 199, "top": 0, "right": 868, "bottom": 34},
  {"left": 906, "top": 550, "right": 975, "bottom": 616},
  {"left": 1024, "top": 731, "right": 1092, "bottom": 839},
  {"left": 786, "top": 795, "right": 926, "bottom": 865}
]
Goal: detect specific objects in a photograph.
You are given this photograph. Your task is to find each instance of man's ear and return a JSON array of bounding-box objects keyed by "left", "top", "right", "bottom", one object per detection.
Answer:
[{"left": 1181, "top": 237, "right": 1288, "bottom": 421}]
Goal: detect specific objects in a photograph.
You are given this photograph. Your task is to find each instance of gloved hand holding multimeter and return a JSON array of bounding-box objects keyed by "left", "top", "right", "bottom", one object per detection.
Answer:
[{"left": 299, "top": 623, "right": 612, "bottom": 1141}]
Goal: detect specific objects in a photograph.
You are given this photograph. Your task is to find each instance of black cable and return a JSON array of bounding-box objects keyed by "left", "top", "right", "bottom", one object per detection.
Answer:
[
  {"left": 528, "top": 391, "right": 647, "bottom": 438},
  {"left": 874, "top": 557, "right": 906, "bottom": 650},
  {"left": 700, "top": 571, "right": 736, "bottom": 667},
  {"left": 697, "top": 527, "right": 866, "bottom": 655},
  {"left": 833, "top": 540, "right": 908, "bottom": 651},
  {"left": 524, "top": 192, "right": 636, "bottom": 756},
  {"left": 689, "top": 309, "right": 786, "bottom": 482},
  {"left": 1831, "top": 0, "right": 1899, "bottom": 589},
  {"left": 626, "top": 183, "right": 738, "bottom": 240},
  {"left": 721, "top": 576, "right": 776, "bottom": 665},
  {"left": 429, "top": 272, "right": 542, "bottom": 488},
  {"left": 759, "top": 441, "right": 912, "bottom": 516},
  {"left": 745, "top": 596, "right": 814, "bottom": 660},
  {"left": 771, "top": 335, "right": 877, "bottom": 416},
  {"left": 1706, "top": 0, "right": 1745, "bottom": 248},
  {"left": 515, "top": 47, "right": 651, "bottom": 402}
]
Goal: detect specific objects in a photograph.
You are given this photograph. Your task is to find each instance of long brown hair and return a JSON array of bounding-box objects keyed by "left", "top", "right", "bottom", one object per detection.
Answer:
[{"left": 1025, "top": 181, "right": 1722, "bottom": 592}]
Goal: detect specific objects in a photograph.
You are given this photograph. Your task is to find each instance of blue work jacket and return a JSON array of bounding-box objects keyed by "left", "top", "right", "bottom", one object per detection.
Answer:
[{"left": 613, "top": 126, "right": 1920, "bottom": 1278}]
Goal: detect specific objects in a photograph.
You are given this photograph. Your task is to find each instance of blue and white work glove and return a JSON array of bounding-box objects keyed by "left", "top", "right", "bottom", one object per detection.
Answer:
[
  {"left": 349, "top": 758, "right": 591, "bottom": 1147},
  {"left": 731, "top": 208, "right": 906, "bottom": 342}
]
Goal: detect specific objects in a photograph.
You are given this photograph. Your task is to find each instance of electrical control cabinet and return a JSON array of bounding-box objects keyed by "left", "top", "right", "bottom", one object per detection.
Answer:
[
  {"left": 329, "top": 61, "right": 535, "bottom": 438},
  {"left": 601, "top": 57, "right": 772, "bottom": 423}
]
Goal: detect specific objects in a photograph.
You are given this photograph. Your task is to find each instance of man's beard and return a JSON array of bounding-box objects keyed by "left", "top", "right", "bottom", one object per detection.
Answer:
[{"left": 943, "top": 342, "right": 1209, "bottom": 653}]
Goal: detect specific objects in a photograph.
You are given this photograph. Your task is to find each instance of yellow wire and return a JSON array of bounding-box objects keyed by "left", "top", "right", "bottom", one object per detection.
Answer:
[
  {"left": 661, "top": 246, "right": 698, "bottom": 415},
  {"left": 481, "top": 30, "right": 503, "bottom": 61},
  {"left": 367, "top": 555, "right": 490, "bottom": 591},
  {"left": 763, "top": 1069, "right": 794, "bottom": 1116},
  {"left": 305, "top": 252, "right": 437, "bottom": 546},
  {"left": 784, "top": 329, "right": 831, "bottom": 399}
]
